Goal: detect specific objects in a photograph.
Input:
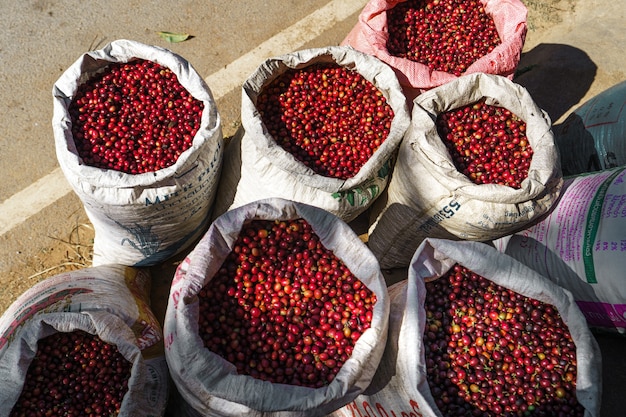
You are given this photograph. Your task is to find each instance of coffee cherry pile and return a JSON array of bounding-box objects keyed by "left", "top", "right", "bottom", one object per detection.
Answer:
[
  {"left": 256, "top": 64, "right": 395, "bottom": 180},
  {"left": 423, "top": 264, "right": 584, "bottom": 416},
  {"left": 436, "top": 100, "right": 532, "bottom": 189},
  {"left": 69, "top": 59, "right": 204, "bottom": 174},
  {"left": 10, "top": 330, "right": 132, "bottom": 417},
  {"left": 387, "top": 0, "right": 501, "bottom": 76},
  {"left": 198, "top": 218, "right": 377, "bottom": 388}
]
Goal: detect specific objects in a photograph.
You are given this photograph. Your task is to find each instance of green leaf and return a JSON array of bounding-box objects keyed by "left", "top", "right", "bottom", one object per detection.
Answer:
[{"left": 157, "top": 31, "right": 191, "bottom": 43}]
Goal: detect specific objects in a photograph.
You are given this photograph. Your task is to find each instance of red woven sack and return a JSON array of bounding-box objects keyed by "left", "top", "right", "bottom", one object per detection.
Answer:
[{"left": 342, "top": 0, "right": 527, "bottom": 102}]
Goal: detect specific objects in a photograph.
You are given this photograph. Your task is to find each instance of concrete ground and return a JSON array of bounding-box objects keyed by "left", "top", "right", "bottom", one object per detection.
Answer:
[{"left": 0, "top": 0, "right": 624, "bottom": 415}]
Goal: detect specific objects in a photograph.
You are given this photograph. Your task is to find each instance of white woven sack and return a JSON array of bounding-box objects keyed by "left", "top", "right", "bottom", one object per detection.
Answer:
[
  {"left": 494, "top": 166, "right": 626, "bottom": 334},
  {"left": 331, "top": 238, "right": 602, "bottom": 417},
  {"left": 368, "top": 73, "right": 563, "bottom": 269},
  {"left": 164, "top": 198, "right": 390, "bottom": 416},
  {"left": 555, "top": 80, "right": 626, "bottom": 176},
  {"left": 212, "top": 46, "right": 410, "bottom": 223},
  {"left": 0, "top": 265, "right": 169, "bottom": 416},
  {"left": 53, "top": 39, "right": 223, "bottom": 267}
]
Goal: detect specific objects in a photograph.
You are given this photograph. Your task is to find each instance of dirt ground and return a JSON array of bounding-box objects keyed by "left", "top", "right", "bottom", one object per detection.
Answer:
[{"left": 1, "top": 0, "right": 625, "bottom": 416}]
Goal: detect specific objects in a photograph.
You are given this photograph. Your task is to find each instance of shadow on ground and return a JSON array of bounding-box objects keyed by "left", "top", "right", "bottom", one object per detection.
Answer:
[{"left": 514, "top": 43, "right": 597, "bottom": 123}]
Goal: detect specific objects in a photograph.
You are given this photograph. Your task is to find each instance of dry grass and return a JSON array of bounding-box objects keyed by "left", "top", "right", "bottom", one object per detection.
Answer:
[
  {"left": 0, "top": 220, "right": 95, "bottom": 314},
  {"left": 26, "top": 221, "right": 94, "bottom": 281}
]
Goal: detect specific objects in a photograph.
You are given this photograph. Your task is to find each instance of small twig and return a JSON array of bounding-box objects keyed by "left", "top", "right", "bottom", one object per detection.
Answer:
[
  {"left": 32, "top": 220, "right": 94, "bottom": 281},
  {"left": 88, "top": 35, "right": 107, "bottom": 52},
  {"left": 27, "top": 262, "right": 88, "bottom": 281},
  {"left": 47, "top": 222, "right": 94, "bottom": 262},
  {"left": 48, "top": 236, "right": 89, "bottom": 259}
]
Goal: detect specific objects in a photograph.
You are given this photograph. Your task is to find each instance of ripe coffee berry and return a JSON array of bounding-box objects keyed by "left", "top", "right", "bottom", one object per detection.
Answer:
[
  {"left": 69, "top": 59, "right": 204, "bottom": 174},
  {"left": 424, "top": 264, "right": 584, "bottom": 416},
  {"left": 386, "top": 0, "right": 501, "bottom": 76},
  {"left": 436, "top": 99, "right": 533, "bottom": 189},
  {"left": 10, "top": 330, "right": 132, "bottom": 417},
  {"left": 256, "top": 64, "right": 395, "bottom": 180},
  {"left": 198, "top": 218, "right": 376, "bottom": 388}
]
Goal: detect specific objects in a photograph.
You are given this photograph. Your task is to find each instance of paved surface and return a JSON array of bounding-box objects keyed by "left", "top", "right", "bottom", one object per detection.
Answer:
[
  {"left": 0, "top": 0, "right": 624, "bottom": 416},
  {"left": 0, "top": 0, "right": 363, "bottom": 285}
]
